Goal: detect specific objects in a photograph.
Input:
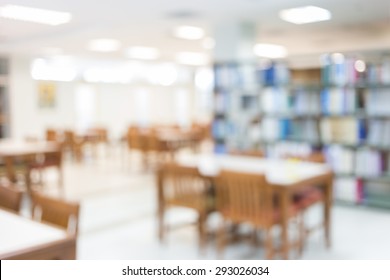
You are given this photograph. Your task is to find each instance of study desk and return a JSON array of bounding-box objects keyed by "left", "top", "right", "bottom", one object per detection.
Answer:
[
  {"left": 170, "top": 154, "right": 334, "bottom": 259},
  {"left": 0, "top": 140, "right": 61, "bottom": 193},
  {"left": 0, "top": 209, "right": 76, "bottom": 260}
]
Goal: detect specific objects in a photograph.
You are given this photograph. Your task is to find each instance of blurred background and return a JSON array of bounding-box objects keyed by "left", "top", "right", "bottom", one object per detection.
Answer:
[{"left": 1, "top": 0, "right": 390, "bottom": 260}]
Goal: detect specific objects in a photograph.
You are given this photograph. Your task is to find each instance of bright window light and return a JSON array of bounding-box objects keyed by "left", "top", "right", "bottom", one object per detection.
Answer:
[
  {"left": 87, "top": 39, "right": 121, "bottom": 52},
  {"left": 148, "top": 64, "right": 178, "bottom": 86},
  {"left": 126, "top": 46, "right": 160, "bottom": 60},
  {"left": 31, "top": 58, "right": 77, "bottom": 82},
  {"left": 176, "top": 52, "right": 209, "bottom": 66},
  {"left": 253, "top": 44, "right": 287, "bottom": 59},
  {"left": 0, "top": 5, "right": 71, "bottom": 25},
  {"left": 279, "top": 6, "right": 331, "bottom": 25},
  {"left": 173, "top": 26, "right": 205, "bottom": 40}
]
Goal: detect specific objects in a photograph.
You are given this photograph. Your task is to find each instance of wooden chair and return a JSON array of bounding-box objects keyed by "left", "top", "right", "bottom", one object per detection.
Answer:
[
  {"left": 46, "top": 129, "right": 59, "bottom": 142},
  {"left": 30, "top": 149, "right": 63, "bottom": 192},
  {"left": 156, "top": 163, "right": 214, "bottom": 251},
  {"left": 31, "top": 192, "right": 80, "bottom": 236},
  {"left": 283, "top": 151, "right": 326, "bottom": 251},
  {"left": 63, "top": 130, "right": 85, "bottom": 162},
  {"left": 215, "top": 170, "right": 302, "bottom": 259},
  {"left": 0, "top": 184, "right": 23, "bottom": 212}
]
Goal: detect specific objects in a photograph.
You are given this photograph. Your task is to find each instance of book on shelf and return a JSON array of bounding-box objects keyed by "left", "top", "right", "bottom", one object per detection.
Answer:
[
  {"left": 367, "top": 120, "right": 390, "bottom": 147},
  {"left": 320, "top": 88, "right": 357, "bottom": 115},
  {"left": 265, "top": 141, "right": 313, "bottom": 158},
  {"left": 364, "top": 178, "right": 390, "bottom": 208},
  {"left": 333, "top": 177, "right": 363, "bottom": 204},
  {"left": 366, "top": 88, "right": 390, "bottom": 116},
  {"left": 320, "top": 118, "right": 365, "bottom": 145},
  {"left": 260, "top": 62, "right": 290, "bottom": 86}
]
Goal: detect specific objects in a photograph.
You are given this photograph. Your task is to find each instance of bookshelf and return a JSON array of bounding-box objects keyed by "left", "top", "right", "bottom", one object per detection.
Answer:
[
  {"left": 0, "top": 58, "right": 9, "bottom": 138},
  {"left": 212, "top": 55, "right": 390, "bottom": 208}
]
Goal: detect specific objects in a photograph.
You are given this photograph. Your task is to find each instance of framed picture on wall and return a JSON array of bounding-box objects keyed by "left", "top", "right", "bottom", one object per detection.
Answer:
[{"left": 38, "top": 82, "right": 56, "bottom": 109}]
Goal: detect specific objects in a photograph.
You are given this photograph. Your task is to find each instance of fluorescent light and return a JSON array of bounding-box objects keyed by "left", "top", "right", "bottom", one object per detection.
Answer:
[
  {"left": 31, "top": 58, "right": 77, "bottom": 82},
  {"left": 173, "top": 26, "right": 205, "bottom": 40},
  {"left": 279, "top": 6, "right": 331, "bottom": 24},
  {"left": 87, "top": 39, "right": 121, "bottom": 52},
  {"left": 126, "top": 46, "right": 160, "bottom": 60},
  {"left": 0, "top": 5, "right": 71, "bottom": 25},
  {"left": 176, "top": 52, "right": 209, "bottom": 66},
  {"left": 253, "top": 44, "right": 287, "bottom": 59}
]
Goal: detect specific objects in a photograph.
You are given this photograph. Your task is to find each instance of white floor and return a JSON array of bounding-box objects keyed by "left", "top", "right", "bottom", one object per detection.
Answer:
[{"left": 35, "top": 146, "right": 390, "bottom": 260}]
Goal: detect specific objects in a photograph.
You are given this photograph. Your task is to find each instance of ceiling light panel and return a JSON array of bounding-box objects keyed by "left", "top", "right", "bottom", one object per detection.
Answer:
[
  {"left": 173, "top": 26, "right": 205, "bottom": 40},
  {"left": 87, "top": 39, "right": 122, "bottom": 52},
  {"left": 279, "top": 6, "right": 331, "bottom": 25},
  {"left": 126, "top": 46, "right": 160, "bottom": 60},
  {"left": 0, "top": 5, "right": 71, "bottom": 25}
]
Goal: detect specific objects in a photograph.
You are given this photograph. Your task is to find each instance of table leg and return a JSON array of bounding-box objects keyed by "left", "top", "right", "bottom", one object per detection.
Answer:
[
  {"left": 280, "top": 189, "right": 289, "bottom": 259},
  {"left": 324, "top": 175, "right": 333, "bottom": 248}
]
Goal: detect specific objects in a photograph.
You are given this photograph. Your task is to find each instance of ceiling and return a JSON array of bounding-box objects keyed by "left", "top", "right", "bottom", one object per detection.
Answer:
[{"left": 0, "top": 0, "right": 390, "bottom": 67}]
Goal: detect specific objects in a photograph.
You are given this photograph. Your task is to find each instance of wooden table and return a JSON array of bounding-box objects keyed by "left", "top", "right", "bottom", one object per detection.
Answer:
[
  {"left": 0, "top": 140, "right": 62, "bottom": 193},
  {"left": 0, "top": 209, "right": 76, "bottom": 260},
  {"left": 173, "top": 153, "right": 333, "bottom": 259}
]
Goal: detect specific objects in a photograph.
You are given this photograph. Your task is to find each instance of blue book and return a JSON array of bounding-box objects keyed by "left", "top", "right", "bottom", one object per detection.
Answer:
[{"left": 320, "top": 89, "right": 329, "bottom": 115}]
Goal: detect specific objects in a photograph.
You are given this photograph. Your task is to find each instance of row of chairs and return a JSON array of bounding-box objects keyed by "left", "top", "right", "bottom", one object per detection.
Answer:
[
  {"left": 157, "top": 153, "right": 325, "bottom": 259},
  {"left": 0, "top": 185, "right": 80, "bottom": 236},
  {"left": 46, "top": 127, "right": 108, "bottom": 162}
]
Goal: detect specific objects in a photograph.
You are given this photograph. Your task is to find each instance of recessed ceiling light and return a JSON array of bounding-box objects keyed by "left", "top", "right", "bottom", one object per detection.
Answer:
[
  {"left": 126, "top": 46, "right": 160, "bottom": 60},
  {"left": 87, "top": 39, "right": 121, "bottom": 52},
  {"left": 253, "top": 44, "right": 287, "bottom": 59},
  {"left": 173, "top": 26, "right": 205, "bottom": 40},
  {"left": 0, "top": 5, "right": 71, "bottom": 25},
  {"left": 176, "top": 52, "right": 209, "bottom": 66},
  {"left": 279, "top": 6, "right": 331, "bottom": 25}
]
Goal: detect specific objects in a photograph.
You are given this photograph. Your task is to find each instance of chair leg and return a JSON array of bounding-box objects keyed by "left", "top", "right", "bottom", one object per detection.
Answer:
[
  {"left": 158, "top": 207, "right": 165, "bottom": 243},
  {"left": 217, "top": 220, "right": 227, "bottom": 259},
  {"left": 298, "top": 212, "right": 306, "bottom": 257},
  {"left": 198, "top": 212, "right": 206, "bottom": 254},
  {"left": 265, "top": 228, "right": 274, "bottom": 259}
]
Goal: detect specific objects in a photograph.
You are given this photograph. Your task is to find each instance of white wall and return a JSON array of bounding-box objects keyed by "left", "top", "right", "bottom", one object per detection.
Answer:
[
  {"left": 8, "top": 56, "right": 211, "bottom": 140},
  {"left": 9, "top": 56, "right": 77, "bottom": 140}
]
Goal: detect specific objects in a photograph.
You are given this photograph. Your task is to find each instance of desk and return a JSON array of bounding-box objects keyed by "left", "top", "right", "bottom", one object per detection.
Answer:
[
  {"left": 0, "top": 140, "right": 62, "bottom": 193},
  {"left": 173, "top": 154, "right": 333, "bottom": 259},
  {"left": 0, "top": 209, "right": 76, "bottom": 259}
]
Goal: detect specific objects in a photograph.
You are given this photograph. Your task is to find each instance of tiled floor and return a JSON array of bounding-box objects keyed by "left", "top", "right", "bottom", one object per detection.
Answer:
[{"left": 35, "top": 146, "right": 390, "bottom": 259}]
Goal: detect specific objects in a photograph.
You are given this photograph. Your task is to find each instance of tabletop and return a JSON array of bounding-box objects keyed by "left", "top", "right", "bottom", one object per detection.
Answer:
[
  {"left": 0, "top": 140, "right": 59, "bottom": 156},
  {"left": 0, "top": 209, "right": 68, "bottom": 256},
  {"left": 176, "top": 153, "right": 331, "bottom": 186}
]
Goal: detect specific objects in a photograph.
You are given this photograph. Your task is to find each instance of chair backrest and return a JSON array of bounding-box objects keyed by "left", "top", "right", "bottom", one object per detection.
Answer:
[
  {"left": 0, "top": 185, "right": 23, "bottom": 212},
  {"left": 31, "top": 193, "right": 80, "bottom": 235},
  {"left": 127, "top": 127, "right": 144, "bottom": 150},
  {"left": 158, "top": 164, "right": 210, "bottom": 212},
  {"left": 46, "top": 129, "right": 58, "bottom": 142},
  {"left": 43, "top": 149, "right": 63, "bottom": 167},
  {"left": 215, "top": 170, "right": 273, "bottom": 226}
]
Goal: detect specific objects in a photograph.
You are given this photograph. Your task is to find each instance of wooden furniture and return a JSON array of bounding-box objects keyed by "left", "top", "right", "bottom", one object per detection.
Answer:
[
  {"left": 156, "top": 163, "right": 214, "bottom": 251},
  {"left": 0, "top": 184, "right": 23, "bottom": 212},
  {"left": 215, "top": 170, "right": 301, "bottom": 259},
  {"left": 31, "top": 193, "right": 80, "bottom": 236},
  {"left": 0, "top": 140, "right": 62, "bottom": 194},
  {"left": 175, "top": 153, "right": 333, "bottom": 259},
  {"left": 30, "top": 149, "right": 63, "bottom": 191},
  {"left": 63, "top": 130, "right": 85, "bottom": 162},
  {"left": 0, "top": 208, "right": 76, "bottom": 259}
]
